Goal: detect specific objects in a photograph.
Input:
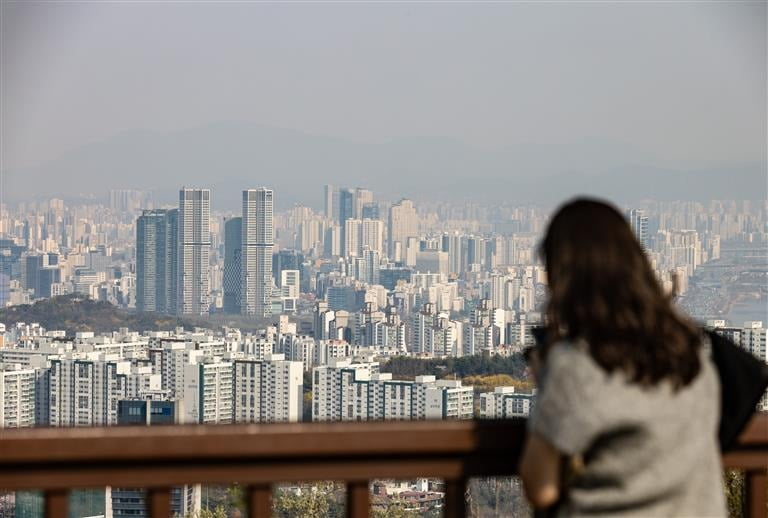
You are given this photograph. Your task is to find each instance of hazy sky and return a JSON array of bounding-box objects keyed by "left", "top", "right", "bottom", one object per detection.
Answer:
[{"left": 1, "top": 1, "right": 766, "bottom": 172}]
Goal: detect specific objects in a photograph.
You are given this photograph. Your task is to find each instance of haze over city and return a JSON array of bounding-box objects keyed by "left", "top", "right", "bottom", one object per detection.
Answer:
[{"left": 2, "top": 2, "right": 766, "bottom": 207}]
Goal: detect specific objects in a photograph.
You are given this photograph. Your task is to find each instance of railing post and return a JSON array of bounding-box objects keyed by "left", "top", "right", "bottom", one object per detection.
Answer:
[
  {"left": 745, "top": 469, "right": 767, "bottom": 518},
  {"left": 247, "top": 484, "right": 272, "bottom": 518},
  {"left": 444, "top": 478, "right": 467, "bottom": 518},
  {"left": 147, "top": 487, "right": 172, "bottom": 518},
  {"left": 44, "top": 489, "right": 68, "bottom": 518},
  {"left": 347, "top": 480, "right": 369, "bottom": 518}
]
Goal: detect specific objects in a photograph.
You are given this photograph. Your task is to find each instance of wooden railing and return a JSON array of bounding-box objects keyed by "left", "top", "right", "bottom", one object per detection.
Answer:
[{"left": 0, "top": 415, "right": 766, "bottom": 518}]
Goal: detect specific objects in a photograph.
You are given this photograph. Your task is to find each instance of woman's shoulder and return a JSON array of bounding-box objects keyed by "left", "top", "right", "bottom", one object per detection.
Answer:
[{"left": 543, "top": 340, "right": 607, "bottom": 387}]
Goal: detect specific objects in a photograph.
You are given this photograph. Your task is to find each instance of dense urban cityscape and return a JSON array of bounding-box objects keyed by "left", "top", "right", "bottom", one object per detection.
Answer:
[{"left": 0, "top": 186, "right": 765, "bottom": 516}]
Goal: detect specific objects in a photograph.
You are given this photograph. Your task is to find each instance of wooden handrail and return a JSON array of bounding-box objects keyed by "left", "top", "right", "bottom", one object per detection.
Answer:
[{"left": 0, "top": 414, "right": 766, "bottom": 517}]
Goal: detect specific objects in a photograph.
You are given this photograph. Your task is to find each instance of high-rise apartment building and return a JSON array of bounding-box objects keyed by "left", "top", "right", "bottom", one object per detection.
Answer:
[
  {"left": 223, "top": 217, "right": 242, "bottom": 314},
  {"left": 627, "top": 208, "right": 649, "bottom": 250},
  {"left": 353, "top": 188, "right": 374, "bottom": 219},
  {"left": 48, "top": 357, "right": 129, "bottom": 427},
  {"left": 0, "top": 365, "right": 36, "bottom": 428},
  {"left": 136, "top": 209, "right": 178, "bottom": 313},
  {"left": 241, "top": 188, "right": 274, "bottom": 318},
  {"left": 324, "top": 184, "right": 335, "bottom": 219},
  {"left": 388, "top": 199, "right": 418, "bottom": 262},
  {"left": 232, "top": 354, "right": 303, "bottom": 423},
  {"left": 312, "top": 359, "right": 473, "bottom": 421},
  {"left": 338, "top": 189, "right": 355, "bottom": 256},
  {"left": 177, "top": 189, "right": 211, "bottom": 316},
  {"left": 183, "top": 358, "right": 233, "bottom": 424}
]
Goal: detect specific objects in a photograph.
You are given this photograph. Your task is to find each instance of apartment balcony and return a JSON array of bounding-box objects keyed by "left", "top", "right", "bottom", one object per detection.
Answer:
[{"left": 0, "top": 415, "right": 766, "bottom": 518}]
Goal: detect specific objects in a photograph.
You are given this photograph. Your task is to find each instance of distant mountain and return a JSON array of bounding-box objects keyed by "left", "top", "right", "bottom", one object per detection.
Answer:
[{"left": 3, "top": 122, "right": 765, "bottom": 208}]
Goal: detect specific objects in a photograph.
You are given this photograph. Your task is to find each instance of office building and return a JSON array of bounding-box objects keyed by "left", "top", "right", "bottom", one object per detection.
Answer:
[
  {"left": 136, "top": 209, "right": 178, "bottom": 313},
  {"left": 113, "top": 400, "right": 201, "bottom": 518},
  {"left": 273, "top": 249, "right": 304, "bottom": 287},
  {"left": 117, "top": 399, "right": 180, "bottom": 426},
  {"left": 241, "top": 188, "right": 274, "bottom": 318},
  {"left": 222, "top": 217, "right": 242, "bottom": 314},
  {"left": 177, "top": 188, "right": 211, "bottom": 316}
]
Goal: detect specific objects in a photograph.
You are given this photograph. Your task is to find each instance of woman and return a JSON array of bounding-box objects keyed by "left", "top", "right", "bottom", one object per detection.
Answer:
[{"left": 520, "top": 198, "right": 725, "bottom": 517}]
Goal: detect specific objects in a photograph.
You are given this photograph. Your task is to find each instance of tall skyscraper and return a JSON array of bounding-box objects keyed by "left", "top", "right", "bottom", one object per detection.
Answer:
[
  {"left": 338, "top": 188, "right": 355, "bottom": 256},
  {"left": 241, "top": 188, "right": 274, "bottom": 318},
  {"left": 627, "top": 208, "right": 649, "bottom": 250},
  {"left": 388, "top": 199, "right": 418, "bottom": 262},
  {"left": 353, "top": 188, "right": 374, "bottom": 219},
  {"left": 324, "top": 184, "right": 334, "bottom": 219},
  {"left": 136, "top": 209, "right": 178, "bottom": 313},
  {"left": 222, "top": 217, "right": 242, "bottom": 314},
  {"left": 177, "top": 188, "right": 211, "bottom": 316}
]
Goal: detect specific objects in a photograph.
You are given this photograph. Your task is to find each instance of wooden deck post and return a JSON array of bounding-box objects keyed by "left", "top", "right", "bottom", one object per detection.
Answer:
[{"left": 44, "top": 489, "right": 68, "bottom": 518}]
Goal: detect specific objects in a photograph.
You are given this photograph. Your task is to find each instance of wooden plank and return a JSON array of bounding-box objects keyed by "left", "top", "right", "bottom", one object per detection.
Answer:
[
  {"left": 745, "top": 470, "right": 767, "bottom": 518},
  {"left": 247, "top": 484, "right": 272, "bottom": 518},
  {"left": 443, "top": 478, "right": 467, "bottom": 518},
  {"left": 0, "top": 419, "right": 525, "bottom": 465},
  {"left": 44, "top": 489, "right": 68, "bottom": 518},
  {"left": 722, "top": 450, "right": 768, "bottom": 470},
  {"left": 147, "top": 487, "right": 171, "bottom": 518},
  {"left": 346, "top": 480, "right": 369, "bottom": 518},
  {"left": 2, "top": 415, "right": 763, "bottom": 467}
]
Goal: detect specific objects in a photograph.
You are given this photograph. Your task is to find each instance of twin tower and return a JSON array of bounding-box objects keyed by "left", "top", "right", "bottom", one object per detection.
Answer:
[{"left": 136, "top": 188, "right": 274, "bottom": 318}]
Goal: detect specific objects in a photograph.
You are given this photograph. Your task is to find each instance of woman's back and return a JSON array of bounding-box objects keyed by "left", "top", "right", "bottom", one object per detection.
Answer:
[{"left": 530, "top": 341, "right": 725, "bottom": 517}]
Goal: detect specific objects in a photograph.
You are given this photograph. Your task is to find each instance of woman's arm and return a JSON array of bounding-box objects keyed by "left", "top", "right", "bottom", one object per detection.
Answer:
[{"left": 520, "top": 431, "right": 562, "bottom": 509}]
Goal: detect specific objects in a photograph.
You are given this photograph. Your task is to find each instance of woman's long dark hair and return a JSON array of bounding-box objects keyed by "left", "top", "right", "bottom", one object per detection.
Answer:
[{"left": 540, "top": 198, "right": 701, "bottom": 389}]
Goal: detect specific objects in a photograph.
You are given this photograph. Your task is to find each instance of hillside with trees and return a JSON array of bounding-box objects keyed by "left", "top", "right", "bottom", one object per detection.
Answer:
[
  {"left": 0, "top": 295, "right": 200, "bottom": 334},
  {"left": 380, "top": 354, "right": 528, "bottom": 381}
]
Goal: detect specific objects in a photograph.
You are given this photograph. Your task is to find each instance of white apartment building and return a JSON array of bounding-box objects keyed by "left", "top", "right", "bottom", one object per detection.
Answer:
[
  {"left": 183, "top": 358, "right": 233, "bottom": 424},
  {"left": 48, "top": 356, "right": 129, "bottom": 427},
  {"left": 740, "top": 321, "right": 767, "bottom": 411},
  {"left": 479, "top": 386, "right": 537, "bottom": 419},
  {"left": 150, "top": 342, "right": 206, "bottom": 398},
  {"left": 312, "top": 359, "right": 473, "bottom": 421},
  {"left": 742, "top": 321, "right": 767, "bottom": 363},
  {"left": 125, "top": 364, "right": 162, "bottom": 399},
  {"left": 282, "top": 335, "right": 317, "bottom": 371},
  {"left": 232, "top": 354, "right": 303, "bottom": 423},
  {"left": 0, "top": 364, "right": 36, "bottom": 428},
  {"left": 315, "top": 340, "right": 352, "bottom": 365}
]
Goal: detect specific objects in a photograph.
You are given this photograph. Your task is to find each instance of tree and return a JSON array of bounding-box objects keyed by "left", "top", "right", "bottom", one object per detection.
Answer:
[
  {"left": 273, "top": 483, "right": 344, "bottom": 518},
  {"left": 185, "top": 506, "right": 227, "bottom": 518}
]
